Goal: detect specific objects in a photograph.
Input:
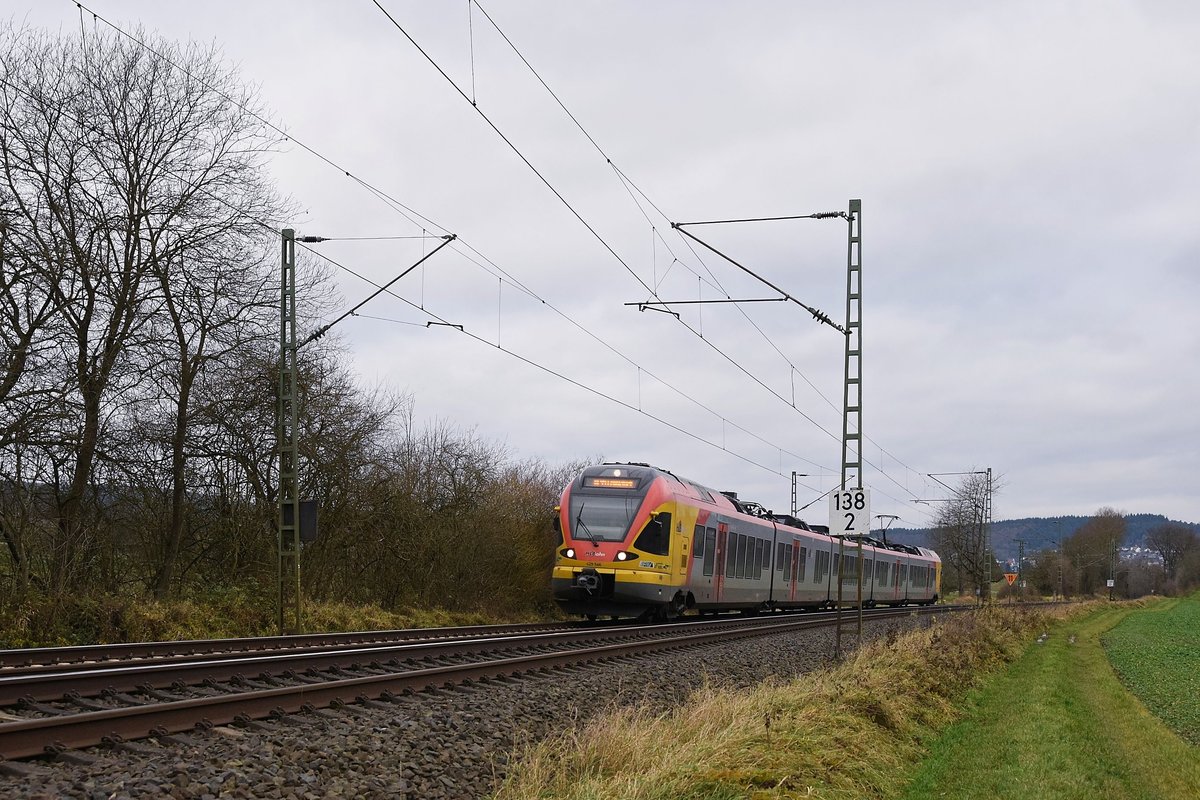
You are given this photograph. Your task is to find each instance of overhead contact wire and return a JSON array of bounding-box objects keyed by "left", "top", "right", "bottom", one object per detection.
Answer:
[
  {"left": 370, "top": 0, "right": 657, "bottom": 299},
  {"left": 61, "top": 3, "right": 847, "bottom": 492}
]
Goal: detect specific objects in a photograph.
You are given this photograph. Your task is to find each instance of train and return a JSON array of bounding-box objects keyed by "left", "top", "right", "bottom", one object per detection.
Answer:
[{"left": 551, "top": 462, "right": 941, "bottom": 621}]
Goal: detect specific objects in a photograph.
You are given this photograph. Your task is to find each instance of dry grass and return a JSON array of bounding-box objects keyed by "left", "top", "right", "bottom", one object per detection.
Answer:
[
  {"left": 494, "top": 606, "right": 1077, "bottom": 800},
  {"left": 0, "top": 590, "right": 538, "bottom": 647}
]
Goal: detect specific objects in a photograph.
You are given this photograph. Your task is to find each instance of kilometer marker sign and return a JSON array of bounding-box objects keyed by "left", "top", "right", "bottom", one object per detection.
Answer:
[{"left": 829, "top": 488, "right": 870, "bottom": 537}]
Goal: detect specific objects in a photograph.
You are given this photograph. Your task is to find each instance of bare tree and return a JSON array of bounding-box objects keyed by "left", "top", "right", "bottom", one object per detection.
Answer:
[
  {"left": 1144, "top": 522, "right": 1198, "bottom": 583},
  {"left": 0, "top": 24, "right": 285, "bottom": 593},
  {"left": 929, "top": 471, "right": 993, "bottom": 600},
  {"left": 1062, "top": 508, "right": 1125, "bottom": 596}
]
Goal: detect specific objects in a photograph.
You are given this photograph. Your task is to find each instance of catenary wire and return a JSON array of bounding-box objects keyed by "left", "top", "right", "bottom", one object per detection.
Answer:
[{"left": 57, "top": 2, "right": 907, "bottom": 509}]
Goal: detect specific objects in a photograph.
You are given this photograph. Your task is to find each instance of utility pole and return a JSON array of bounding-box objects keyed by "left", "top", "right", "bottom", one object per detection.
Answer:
[
  {"left": 278, "top": 229, "right": 302, "bottom": 635},
  {"left": 790, "top": 472, "right": 809, "bottom": 517},
  {"left": 276, "top": 228, "right": 455, "bottom": 635},
  {"left": 1057, "top": 539, "right": 1065, "bottom": 600},
  {"left": 1108, "top": 535, "right": 1115, "bottom": 600},
  {"left": 982, "top": 467, "right": 993, "bottom": 602},
  {"left": 1015, "top": 538, "right": 1026, "bottom": 599},
  {"left": 835, "top": 199, "right": 863, "bottom": 659}
]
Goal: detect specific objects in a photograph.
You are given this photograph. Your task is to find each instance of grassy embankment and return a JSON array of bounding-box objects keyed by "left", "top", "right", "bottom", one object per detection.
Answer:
[
  {"left": 902, "top": 596, "right": 1200, "bottom": 799},
  {"left": 494, "top": 605, "right": 1064, "bottom": 800},
  {"left": 495, "top": 599, "right": 1200, "bottom": 800},
  {"left": 0, "top": 591, "right": 538, "bottom": 648}
]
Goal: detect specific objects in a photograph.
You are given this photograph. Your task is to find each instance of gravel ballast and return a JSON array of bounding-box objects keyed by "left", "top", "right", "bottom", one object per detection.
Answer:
[{"left": 2, "top": 614, "right": 935, "bottom": 799}]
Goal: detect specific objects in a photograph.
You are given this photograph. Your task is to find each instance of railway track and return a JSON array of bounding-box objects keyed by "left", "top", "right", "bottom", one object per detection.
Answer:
[
  {"left": 0, "top": 606, "right": 953, "bottom": 762},
  {"left": 0, "top": 620, "right": 576, "bottom": 669}
]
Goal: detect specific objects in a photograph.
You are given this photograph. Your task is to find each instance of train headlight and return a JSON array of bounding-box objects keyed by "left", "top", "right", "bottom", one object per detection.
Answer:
[
  {"left": 615, "top": 551, "right": 629, "bottom": 561},
  {"left": 564, "top": 548, "right": 575, "bottom": 559}
]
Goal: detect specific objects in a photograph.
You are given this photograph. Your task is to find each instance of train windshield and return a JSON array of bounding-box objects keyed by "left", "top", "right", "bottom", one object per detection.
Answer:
[{"left": 568, "top": 494, "right": 642, "bottom": 542}]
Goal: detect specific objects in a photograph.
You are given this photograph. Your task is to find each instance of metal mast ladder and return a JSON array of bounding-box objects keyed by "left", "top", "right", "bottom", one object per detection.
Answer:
[
  {"left": 835, "top": 199, "right": 863, "bottom": 659},
  {"left": 278, "top": 229, "right": 302, "bottom": 634}
]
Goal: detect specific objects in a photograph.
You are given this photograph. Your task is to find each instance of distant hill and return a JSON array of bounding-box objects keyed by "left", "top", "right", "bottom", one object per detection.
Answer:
[{"left": 883, "top": 514, "right": 1200, "bottom": 561}]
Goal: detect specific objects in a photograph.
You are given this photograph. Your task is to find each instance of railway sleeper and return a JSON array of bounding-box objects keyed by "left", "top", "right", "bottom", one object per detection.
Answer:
[
  {"left": 100, "top": 689, "right": 145, "bottom": 706},
  {"left": 270, "top": 712, "right": 309, "bottom": 726},
  {"left": 304, "top": 668, "right": 343, "bottom": 681},
  {"left": 100, "top": 734, "right": 158, "bottom": 757},
  {"left": 356, "top": 665, "right": 394, "bottom": 676},
  {"left": 200, "top": 678, "right": 237, "bottom": 693},
  {"left": 138, "top": 685, "right": 186, "bottom": 703},
  {"left": 64, "top": 692, "right": 113, "bottom": 712},
  {"left": 0, "top": 760, "right": 45, "bottom": 778},
  {"left": 47, "top": 745, "right": 97, "bottom": 766},
  {"left": 301, "top": 703, "right": 343, "bottom": 721},
  {"left": 150, "top": 728, "right": 199, "bottom": 747},
  {"left": 233, "top": 714, "right": 275, "bottom": 732},
  {"left": 354, "top": 696, "right": 397, "bottom": 711},
  {"left": 18, "top": 697, "right": 73, "bottom": 716}
]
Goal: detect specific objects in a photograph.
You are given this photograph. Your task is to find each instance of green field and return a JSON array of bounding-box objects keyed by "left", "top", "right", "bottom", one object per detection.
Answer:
[
  {"left": 902, "top": 600, "right": 1200, "bottom": 800},
  {"left": 1103, "top": 595, "right": 1200, "bottom": 745}
]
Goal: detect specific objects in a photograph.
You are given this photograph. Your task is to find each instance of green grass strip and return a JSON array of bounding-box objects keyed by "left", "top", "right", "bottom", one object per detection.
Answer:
[
  {"left": 1103, "top": 595, "right": 1200, "bottom": 745},
  {"left": 902, "top": 605, "right": 1200, "bottom": 800}
]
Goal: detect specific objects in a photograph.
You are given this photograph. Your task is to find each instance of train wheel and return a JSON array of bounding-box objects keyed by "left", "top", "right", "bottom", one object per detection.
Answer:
[{"left": 667, "top": 593, "right": 686, "bottom": 621}]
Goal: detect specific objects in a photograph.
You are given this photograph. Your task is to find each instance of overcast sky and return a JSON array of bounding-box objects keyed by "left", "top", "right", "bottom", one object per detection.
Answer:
[{"left": 14, "top": 0, "right": 1200, "bottom": 528}]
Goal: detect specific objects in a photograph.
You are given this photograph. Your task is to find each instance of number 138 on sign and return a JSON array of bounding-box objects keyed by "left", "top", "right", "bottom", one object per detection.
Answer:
[{"left": 829, "top": 488, "right": 870, "bottom": 537}]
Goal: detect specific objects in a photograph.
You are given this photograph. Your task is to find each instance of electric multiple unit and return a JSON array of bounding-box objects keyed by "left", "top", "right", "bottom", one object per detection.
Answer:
[{"left": 551, "top": 463, "right": 941, "bottom": 621}]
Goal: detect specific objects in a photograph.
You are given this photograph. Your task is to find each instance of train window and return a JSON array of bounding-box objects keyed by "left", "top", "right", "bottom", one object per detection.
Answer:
[
  {"left": 797, "top": 546, "right": 807, "bottom": 582},
  {"left": 734, "top": 534, "right": 745, "bottom": 579},
  {"left": 634, "top": 513, "right": 671, "bottom": 556},
  {"left": 864, "top": 558, "right": 873, "bottom": 582},
  {"left": 703, "top": 528, "right": 716, "bottom": 576},
  {"left": 569, "top": 494, "right": 643, "bottom": 542},
  {"left": 756, "top": 539, "right": 766, "bottom": 576},
  {"left": 900, "top": 564, "right": 909, "bottom": 585},
  {"left": 725, "top": 534, "right": 735, "bottom": 578},
  {"left": 877, "top": 561, "right": 889, "bottom": 584},
  {"left": 783, "top": 544, "right": 793, "bottom": 582},
  {"left": 692, "top": 525, "right": 704, "bottom": 559},
  {"left": 776, "top": 542, "right": 785, "bottom": 571}
]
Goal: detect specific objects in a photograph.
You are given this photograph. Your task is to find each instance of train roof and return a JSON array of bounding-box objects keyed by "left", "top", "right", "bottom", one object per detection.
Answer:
[{"left": 584, "top": 464, "right": 940, "bottom": 561}]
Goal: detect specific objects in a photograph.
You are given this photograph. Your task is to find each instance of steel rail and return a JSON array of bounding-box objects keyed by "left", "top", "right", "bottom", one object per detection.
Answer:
[
  {"left": 0, "top": 609, "right": 866, "bottom": 704},
  {"left": 0, "top": 606, "right": 949, "bottom": 761},
  {"left": 0, "top": 606, "right": 951, "bottom": 703},
  {"left": 0, "top": 621, "right": 575, "bottom": 670}
]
